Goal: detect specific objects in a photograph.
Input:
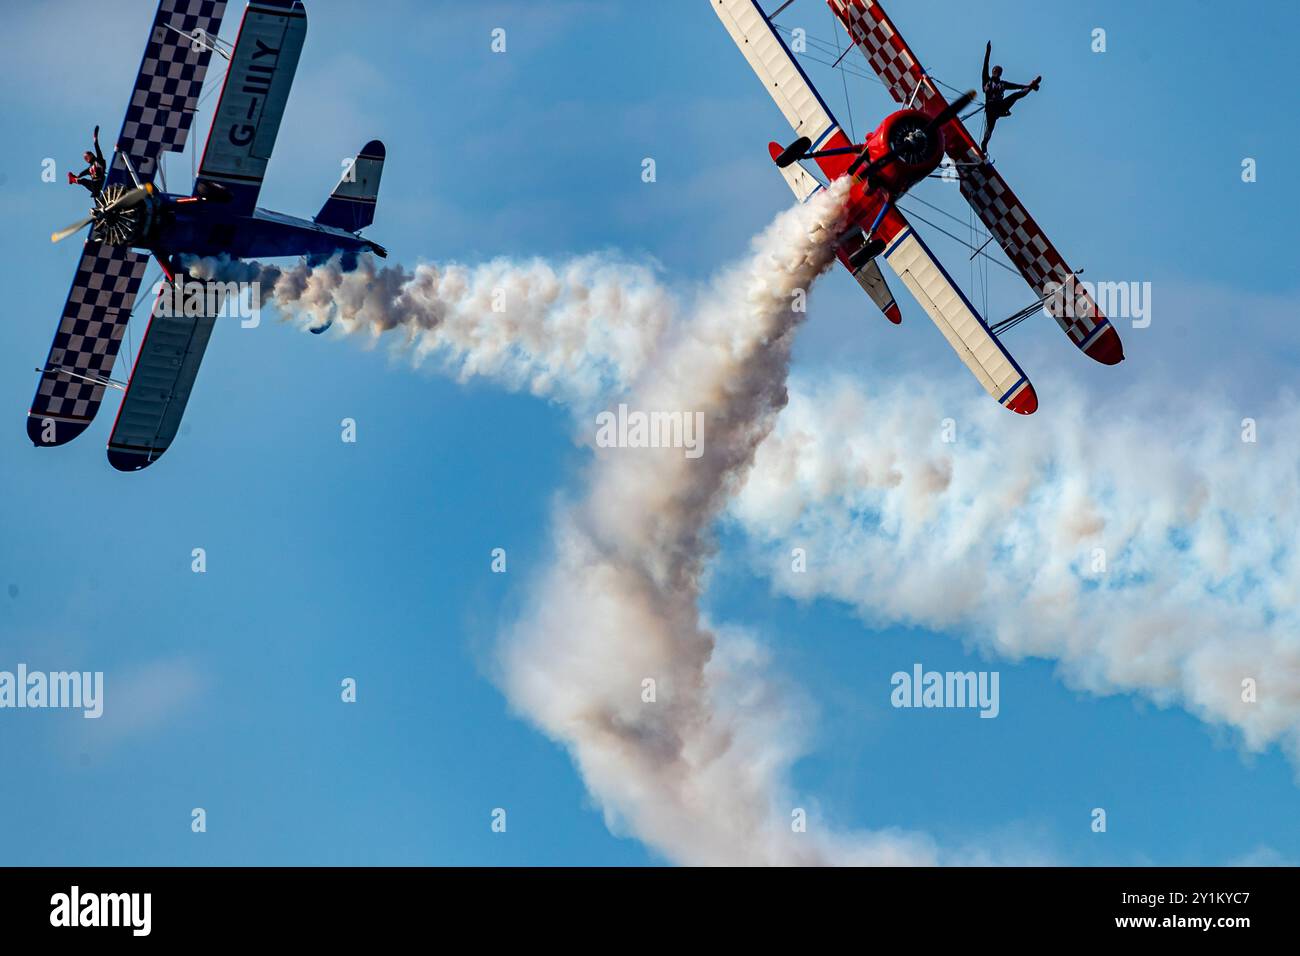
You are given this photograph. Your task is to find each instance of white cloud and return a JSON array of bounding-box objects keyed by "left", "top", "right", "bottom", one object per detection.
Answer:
[{"left": 730, "top": 372, "right": 1300, "bottom": 766}]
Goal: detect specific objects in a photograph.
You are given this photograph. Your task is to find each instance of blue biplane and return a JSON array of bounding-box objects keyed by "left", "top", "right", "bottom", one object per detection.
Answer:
[{"left": 29, "top": 0, "right": 387, "bottom": 471}]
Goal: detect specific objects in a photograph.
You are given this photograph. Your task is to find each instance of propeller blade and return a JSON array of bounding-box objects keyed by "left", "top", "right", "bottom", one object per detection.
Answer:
[
  {"left": 845, "top": 144, "right": 873, "bottom": 177},
  {"left": 847, "top": 90, "right": 977, "bottom": 181},
  {"left": 102, "top": 186, "right": 147, "bottom": 213},
  {"left": 925, "top": 89, "right": 976, "bottom": 132},
  {"left": 51, "top": 216, "right": 93, "bottom": 244},
  {"left": 50, "top": 186, "right": 147, "bottom": 244},
  {"left": 847, "top": 144, "right": 887, "bottom": 178}
]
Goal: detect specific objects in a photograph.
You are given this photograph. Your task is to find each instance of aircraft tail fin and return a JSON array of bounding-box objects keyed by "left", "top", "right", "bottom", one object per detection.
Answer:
[{"left": 314, "top": 140, "right": 385, "bottom": 233}]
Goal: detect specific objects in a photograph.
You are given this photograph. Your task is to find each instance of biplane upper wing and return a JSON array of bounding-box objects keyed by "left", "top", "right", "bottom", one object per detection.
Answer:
[
  {"left": 108, "top": 0, "right": 228, "bottom": 188},
  {"left": 192, "top": 0, "right": 307, "bottom": 216},
  {"left": 876, "top": 207, "right": 1037, "bottom": 414},
  {"left": 827, "top": 0, "right": 1124, "bottom": 365},
  {"left": 106, "top": 272, "right": 226, "bottom": 471}
]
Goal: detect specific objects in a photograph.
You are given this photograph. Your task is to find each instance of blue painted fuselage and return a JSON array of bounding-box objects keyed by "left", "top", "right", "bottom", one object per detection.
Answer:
[{"left": 134, "top": 192, "right": 385, "bottom": 262}]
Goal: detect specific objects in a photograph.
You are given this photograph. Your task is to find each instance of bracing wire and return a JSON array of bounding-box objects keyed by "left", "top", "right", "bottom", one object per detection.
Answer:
[
  {"left": 897, "top": 204, "right": 1019, "bottom": 278},
  {"left": 829, "top": 7, "right": 855, "bottom": 141},
  {"left": 773, "top": 23, "right": 985, "bottom": 107}
]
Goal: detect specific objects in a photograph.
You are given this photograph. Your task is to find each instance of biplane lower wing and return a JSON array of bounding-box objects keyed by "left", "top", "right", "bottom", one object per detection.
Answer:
[
  {"left": 712, "top": 0, "right": 859, "bottom": 181},
  {"left": 28, "top": 242, "right": 151, "bottom": 447},
  {"left": 879, "top": 211, "right": 1037, "bottom": 414},
  {"left": 192, "top": 0, "right": 307, "bottom": 216},
  {"left": 106, "top": 274, "right": 226, "bottom": 471}
]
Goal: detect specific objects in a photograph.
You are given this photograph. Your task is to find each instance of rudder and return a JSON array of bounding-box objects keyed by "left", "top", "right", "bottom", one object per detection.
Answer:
[{"left": 314, "top": 140, "right": 385, "bottom": 233}]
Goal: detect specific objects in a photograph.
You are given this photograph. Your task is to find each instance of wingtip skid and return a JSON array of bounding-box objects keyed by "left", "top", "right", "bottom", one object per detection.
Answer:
[
  {"left": 1083, "top": 325, "right": 1125, "bottom": 366},
  {"left": 26, "top": 414, "right": 89, "bottom": 448},
  {"left": 1005, "top": 381, "right": 1038, "bottom": 415},
  {"left": 106, "top": 445, "right": 153, "bottom": 473}
]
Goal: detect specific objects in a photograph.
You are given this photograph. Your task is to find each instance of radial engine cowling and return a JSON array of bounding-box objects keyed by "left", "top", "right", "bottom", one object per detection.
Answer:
[
  {"left": 90, "top": 183, "right": 157, "bottom": 246},
  {"left": 860, "top": 108, "right": 947, "bottom": 194}
]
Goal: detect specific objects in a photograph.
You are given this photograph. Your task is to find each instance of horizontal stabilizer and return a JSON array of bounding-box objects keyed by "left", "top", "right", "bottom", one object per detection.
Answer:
[
  {"left": 767, "top": 141, "right": 824, "bottom": 203},
  {"left": 315, "top": 140, "right": 385, "bottom": 233}
]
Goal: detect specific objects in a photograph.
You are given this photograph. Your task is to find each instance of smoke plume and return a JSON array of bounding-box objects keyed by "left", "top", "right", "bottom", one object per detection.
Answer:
[
  {"left": 492, "top": 179, "right": 940, "bottom": 864},
  {"left": 189, "top": 182, "right": 1300, "bottom": 862},
  {"left": 186, "top": 253, "right": 674, "bottom": 412},
  {"left": 732, "top": 374, "right": 1300, "bottom": 764},
  {"left": 192, "top": 179, "right": 949, "bottom": 863}
]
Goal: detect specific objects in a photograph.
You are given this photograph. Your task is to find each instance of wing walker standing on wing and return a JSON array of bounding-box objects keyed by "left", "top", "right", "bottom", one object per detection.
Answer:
[
  {"left": 68, "top": 126, "right": 107, "bottom": 198},
  {"left": 979, "top": 41, "right": 1041, "bottom": 156}
]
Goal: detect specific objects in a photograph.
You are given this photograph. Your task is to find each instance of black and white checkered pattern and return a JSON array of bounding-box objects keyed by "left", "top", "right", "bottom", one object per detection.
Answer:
[
  {"left": 29, "top": 2, "right": 229, "bottom": 446},
  {"left": 30, "top": 243, "right": 150, "bottom": 433},
  {"left": 109, "top": 0, "right": 227, "bottom": 185}
]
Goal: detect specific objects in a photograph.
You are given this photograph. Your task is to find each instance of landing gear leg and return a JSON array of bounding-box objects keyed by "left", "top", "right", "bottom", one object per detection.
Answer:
[{"left": 848, "top": 236, "right": 886, "bottom": 271}]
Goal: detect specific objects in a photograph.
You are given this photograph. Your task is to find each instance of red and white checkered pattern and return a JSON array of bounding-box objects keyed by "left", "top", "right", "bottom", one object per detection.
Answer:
[
  {"left": 828, "top": 0, "right": 1117, "bottom": 357},
  {"left": 29, "top": 1, "right": 230, "bottom": 448},
  {"left": 949, "top": 145, "right": 1103, "bottom": 347},
  {"left": 829, "top": 0, "right": 937, "bottom": 110}
]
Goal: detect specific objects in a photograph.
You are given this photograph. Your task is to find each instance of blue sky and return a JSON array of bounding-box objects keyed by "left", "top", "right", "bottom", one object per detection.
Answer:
[{"left": 1, "top": 0, "right": 1297, "bottom": 865}]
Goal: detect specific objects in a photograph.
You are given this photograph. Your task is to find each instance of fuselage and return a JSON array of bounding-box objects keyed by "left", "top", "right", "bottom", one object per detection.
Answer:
[
  {"left": 108, "top": 188, "right": 385, "bottom": 263},
  {"left": 833, "top": 108, "right": 948, "bottom": 229},
  {"left": 800, "top": 107, "right": 951, "bottom": 270}
]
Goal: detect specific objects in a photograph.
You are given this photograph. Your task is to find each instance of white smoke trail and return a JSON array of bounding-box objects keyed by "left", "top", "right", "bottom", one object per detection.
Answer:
[
  {"left": 188, "top": 188, "right": 1300, "bottom": 861},
  {"left": 186, "top": 253, "right": 674, "bottom": 412},
  {"left": 495, "top": 178, "right": 942, "bottom": 864},
  {"left": 194, "top": 181, "right": 944, "bottom": 863},
  {"left": 731, "top": 373, "right": 1300, "bottom": 764}
]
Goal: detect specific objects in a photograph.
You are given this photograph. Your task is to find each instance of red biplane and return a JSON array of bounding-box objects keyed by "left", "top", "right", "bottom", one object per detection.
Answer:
[{"left": 713, "top": 0, "right": 1124, "bottom": 414}]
